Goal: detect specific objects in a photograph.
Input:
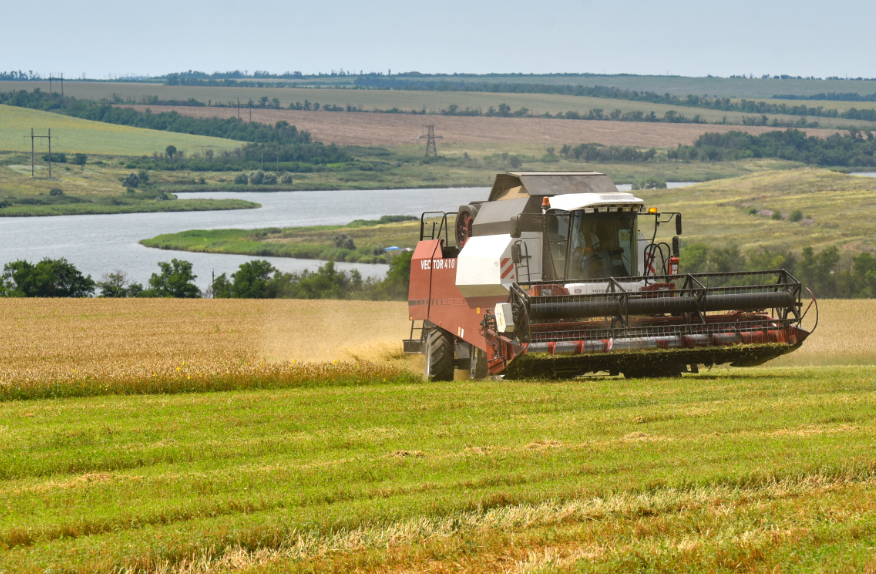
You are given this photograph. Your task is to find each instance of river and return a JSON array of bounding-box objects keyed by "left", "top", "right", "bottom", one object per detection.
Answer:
[{"left": 0, "top": 183, "right": 696, "bottom": 292}]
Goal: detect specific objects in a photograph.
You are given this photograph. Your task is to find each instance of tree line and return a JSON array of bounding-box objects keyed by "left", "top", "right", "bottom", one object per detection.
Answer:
[
  {"left": 0, "top": 255, "right": 413, "bottom": 301},
  {"left": 669, "top": 129, "right": 876, "bottom": 167},
  {"left": 681, "top": 243, "right": 876, "bottom": 299}
]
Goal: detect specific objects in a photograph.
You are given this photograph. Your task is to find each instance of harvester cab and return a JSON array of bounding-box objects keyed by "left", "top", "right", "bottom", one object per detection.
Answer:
[{"left": 405, "top": 171, "right": 815, "bottom": 380}]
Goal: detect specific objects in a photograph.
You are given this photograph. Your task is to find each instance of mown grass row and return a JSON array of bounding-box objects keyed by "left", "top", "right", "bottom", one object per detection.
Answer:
[
  {"left": 0, "top": 360, "right": 417, "bottom": 401},
  {"left": 2, "top": 365, "right": 876, "bottom": 572}
]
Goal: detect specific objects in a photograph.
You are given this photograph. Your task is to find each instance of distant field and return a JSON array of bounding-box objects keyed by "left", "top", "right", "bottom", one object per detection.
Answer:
[
  {"left": 7, "top": 75, "right": 876, "bottom": 98},
  {"left": 119, "top": 105, "right": 840, "bottom": 147},
  {"left": 4, "top": 81, "right": 875, "bottom": 129},
  {"left": 0, "top": 104, "right": 239, "bottom": 156},
  {"left": 639, "top": 168, "right": 876, "bottom": 255},
  {"left": 0, "top": 299, "right": 874, "bottom": 572}
]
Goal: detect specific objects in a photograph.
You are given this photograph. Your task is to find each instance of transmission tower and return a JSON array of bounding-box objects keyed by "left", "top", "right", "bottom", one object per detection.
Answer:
[{"left": 419, "top": 125, "right": 443, "bottom": 158}]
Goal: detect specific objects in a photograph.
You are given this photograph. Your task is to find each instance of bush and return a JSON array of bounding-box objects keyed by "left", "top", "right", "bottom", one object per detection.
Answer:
[
  {"left": 249, "top": 170, "right": 265, "bottom": 184},
  {"left": 747, "top": 207, "right": 758, "bottom": 215},
  {"left": 280, "top": 172, "right": 294, "bottom": 184},
  {"left": 771, "top": 211, "right": 783, "bottom": 220},
  {"left": 262, "top": 172, "right": 278, "bottom": 185},
  {"left": 509, "top": 155, "right": 523, "bottom": 168},
  {"left": 631, "top": 177, "right": 668, "bottom": 190},
  {"left": 42, "top": 153, "right": 66, "bottom": 163},
  {"left": 126, "top": 187, "right": 136, "bottom": 194},
  {"left": 72, "top": 153, "right": 87, "bottom": 166},
  {"left": 49, "top": 188, "right": 63, "bottom": 196},
  {"left": 233, "top": 173, "right": 249, "bottom": 184},
  {"left": 121, "top": 172, "right": 140, "bottom": 188},
  {"left": 789, "top": 209, "right": 803, "bottom": 222},
  {"left": 138, "top": 169, "right": 150, "bottom": 184},
  {"left": 332, "top": 233, "right": 356, "bottom": 250}
]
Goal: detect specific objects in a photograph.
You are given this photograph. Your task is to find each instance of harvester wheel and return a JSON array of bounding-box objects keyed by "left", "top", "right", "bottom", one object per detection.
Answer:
[
  {"left": 424, "top": 329, "right": 455, "bottom": 381},
  {"left": 469, "top": 346, "right": 488, "bottom": 380}
]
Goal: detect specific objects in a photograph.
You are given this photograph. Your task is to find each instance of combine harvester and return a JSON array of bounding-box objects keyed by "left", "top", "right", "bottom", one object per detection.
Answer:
[{"left": 404, "top": 172, "right": 816, "bottom": 379}]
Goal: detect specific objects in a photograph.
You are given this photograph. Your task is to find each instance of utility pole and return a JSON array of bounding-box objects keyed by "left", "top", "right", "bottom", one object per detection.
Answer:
[
  {"left": 276, "top": 134, "right": 280, "bottom": 175},
  {"left": 237, "top": 99, "right": 240, "bottom": 119},
  {"left": 419, "top": 125, "right": 442, "bottom": 158},
  {"left": 60, "top": 73, "right": 64, "bottom": 97},
  {"left": 30, "top": 128, "right": 53, "bottom": 178}
]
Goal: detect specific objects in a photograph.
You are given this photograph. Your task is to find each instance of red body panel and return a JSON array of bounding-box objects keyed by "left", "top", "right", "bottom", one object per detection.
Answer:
[{"left": 408, "top": 240, "right": 506, "bottom": 353}]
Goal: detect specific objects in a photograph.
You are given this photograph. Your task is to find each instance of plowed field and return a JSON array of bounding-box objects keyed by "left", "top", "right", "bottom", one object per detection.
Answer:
[{"left": 119, "top": 105, "right": 841, "bottom": 147}]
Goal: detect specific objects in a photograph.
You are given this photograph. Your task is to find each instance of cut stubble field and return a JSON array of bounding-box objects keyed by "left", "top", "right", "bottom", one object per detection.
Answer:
[
  {"left": 0, "top": 298, "right": 874, "bottom": 572},
  {"left": 120, "top": 105, "right": 841, "bottom": 148}
]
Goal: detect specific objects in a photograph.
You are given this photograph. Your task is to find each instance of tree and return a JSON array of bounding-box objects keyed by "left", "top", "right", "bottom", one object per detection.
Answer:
[
  {"left": 72, "top": 153, "right": 87, "bottom": 168},
  {"left": 233, "top": 173, "right": 249, "bottom": 184},
  {"left": 213, "top": 260, "right": 280, "bottom": 298},
  {"left": 1, "top": 258, "right": 95, "bottom": 297},
  {"left": 146, "top": 259, "right": 200, "bottom": 298},
  {"left": 165, "top": 145, "right": 177, "bottom": 159},
  {"left": 97, "top": 270, "right": 143, "bottom": 298},
  {"left": 680, "top": 243, "right": 709, "bottom": 274}
]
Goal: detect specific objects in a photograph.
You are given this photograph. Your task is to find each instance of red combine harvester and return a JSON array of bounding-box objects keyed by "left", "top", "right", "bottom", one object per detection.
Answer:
[{"left": 404, "top": 171, "right": 817, "bottom": 380}]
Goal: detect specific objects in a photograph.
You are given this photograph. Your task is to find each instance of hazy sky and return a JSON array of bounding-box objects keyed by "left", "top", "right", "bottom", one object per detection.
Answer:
[{"left": 4, "top": 0, "right": 876, "bottom": 79}]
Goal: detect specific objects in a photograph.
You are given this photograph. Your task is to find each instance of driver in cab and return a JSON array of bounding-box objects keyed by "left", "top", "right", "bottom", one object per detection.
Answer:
[{"left": 572, "top": 218, "right": 628, "bottom": 278}]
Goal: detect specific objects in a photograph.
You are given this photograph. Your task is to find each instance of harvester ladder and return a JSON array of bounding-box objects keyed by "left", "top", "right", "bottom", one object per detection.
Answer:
[
  {"left": 513, "top": 240, "right": 532, "bottom": 284},
  {"left": 403, "top": 320, "right": 426, "bottom": 354}
]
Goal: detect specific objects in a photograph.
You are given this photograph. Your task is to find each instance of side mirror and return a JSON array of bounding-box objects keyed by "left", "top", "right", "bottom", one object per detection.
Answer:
[
  {"left": 509, "top": 215, "right": 521, "bottom": 239},
  {"left": 675, "top": 213, "right": 683, "bottom": 236},
  {"left": 511, "top": 243, "right": 522, "bottom": 264},
  {"left": 672, "top": 236, "right": 680, "bottom": 257}
]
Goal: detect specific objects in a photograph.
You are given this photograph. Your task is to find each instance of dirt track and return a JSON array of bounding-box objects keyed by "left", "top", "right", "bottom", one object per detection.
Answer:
[{"left": 121, "top": 105, "right": 840, "bottom": 148}]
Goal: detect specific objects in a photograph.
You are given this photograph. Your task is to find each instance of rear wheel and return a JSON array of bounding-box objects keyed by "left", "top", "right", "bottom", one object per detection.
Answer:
[
  {"left": 469, "top": 346, "right": 488, "bottom": 379},
  {"left": 425, "top": 328, "right": 455, "bottom": 381}
]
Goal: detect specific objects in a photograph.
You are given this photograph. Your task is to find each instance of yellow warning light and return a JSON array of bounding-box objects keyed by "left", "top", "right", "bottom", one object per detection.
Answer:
[{"left": 648, "top": 207, "right": 658, "bottom": 214}]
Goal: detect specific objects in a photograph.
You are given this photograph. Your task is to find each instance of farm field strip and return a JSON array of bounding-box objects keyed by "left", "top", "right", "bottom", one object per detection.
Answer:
[
  {"left": 0, "top": 105, "right": 239, "bottom": 156},
  {"left": 6, "top": 75, "right": 876, "bottom": 101},
  {"left": 2, "top": 365, "right": 876, "bottom": 572},
  {"left": 118, "top": 105, "right": 841, "bottom": 147},
  {"left": 0, "top": 298, "right": 872, "bottom": 571}
]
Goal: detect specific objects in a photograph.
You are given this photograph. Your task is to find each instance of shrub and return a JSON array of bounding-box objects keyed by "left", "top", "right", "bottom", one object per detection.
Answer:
[
  {"left": 747, "top": 207, "right": 758, "bottom": 215},
  {"left": 121, "top": 172, "right": 140, "bottom": 188},
  {"left": 138, "top": 169, "right": 150, "bottom": 184},
  {"left": 233, "top": 173, "right": 249, "bottom": 184},
  {"left": 332, "top": 233, "right": 356, "bottom": 250},
  {"left": 72, "top": 153, "right": 87, "bottom": 166},
  {"left": 49, "top": 188, "right": 63, "bottom": 196},
  {"left": 771, "top": 211, "right": 783, "bottom": 220},
  {"left": 509, "top": 155, "right": 523, "bottom": 168},
  {"left": 126, "top": 187, "right": 136, "bottom": 194},
  {"left": 789, "top": 209, "right": 803, "bottom": 222},
  {"left": 42, "top": 153, "right": 66, "bottom": 163},
  {"left": 249, "top": 170, "right": 265, "bottom": 185},
  {"left": 280, "top": 172, "right": 294, "bottom": 184},
  {"left": 262, "top": 172, "right": 278, "bottom": 185}
]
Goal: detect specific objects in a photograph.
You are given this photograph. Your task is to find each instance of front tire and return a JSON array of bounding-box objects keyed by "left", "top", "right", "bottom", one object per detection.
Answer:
[{"left": 425, "top": 328, "right": 454, "bottom": 381}]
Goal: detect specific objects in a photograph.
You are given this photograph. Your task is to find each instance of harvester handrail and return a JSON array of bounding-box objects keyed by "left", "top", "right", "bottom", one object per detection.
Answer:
[{"left": 419, "top": 211, "right": 455, "bottom": 244}]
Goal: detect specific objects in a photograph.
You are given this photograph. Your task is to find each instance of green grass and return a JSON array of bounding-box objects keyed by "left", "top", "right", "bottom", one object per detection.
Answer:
[
  {"left": 2, "top": 365, "right": 876, "bottom": 572},
  {"left": 0, "top": 104, "right": 240, "bottom": 156},
  {"left": 637, "top": 167, "right": 876, "bottom": 254},
  {"left": 140, "top": 217, "right": 421, "bottom": 263},
  {"left": 0, "top": 197, "right": 259, "bottom": 217}
]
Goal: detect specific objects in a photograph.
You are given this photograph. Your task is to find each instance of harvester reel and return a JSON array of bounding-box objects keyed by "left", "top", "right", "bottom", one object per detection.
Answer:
[{"left": 424, "top": 328, "right": 455, "bottom": 381}]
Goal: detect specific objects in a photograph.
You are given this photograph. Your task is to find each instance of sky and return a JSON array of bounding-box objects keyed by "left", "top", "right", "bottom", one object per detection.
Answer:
[{"left": 3, "top": 0, "right": 876, "bottom": 79}]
